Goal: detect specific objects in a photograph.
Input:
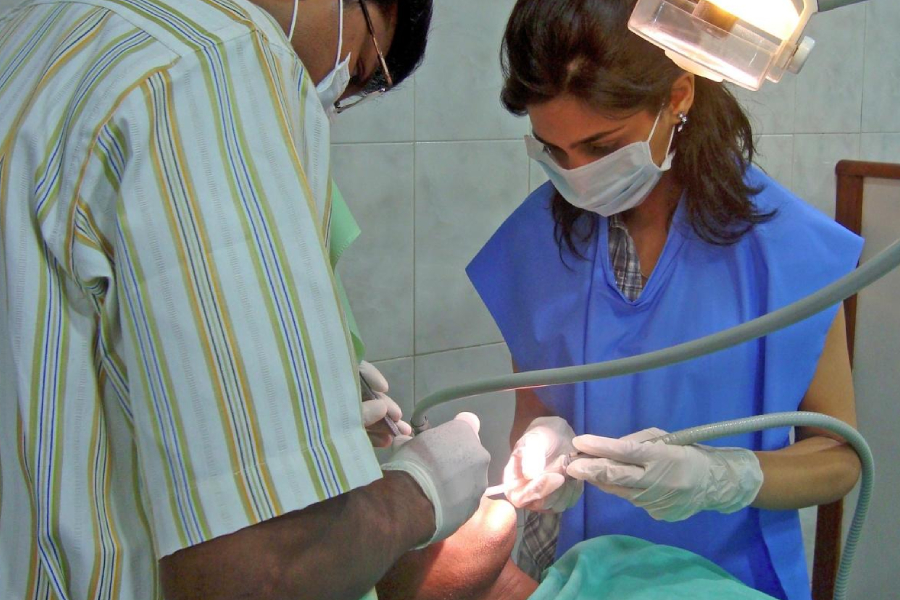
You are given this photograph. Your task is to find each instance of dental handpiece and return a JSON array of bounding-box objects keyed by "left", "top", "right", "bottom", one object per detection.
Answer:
[
  {"left": 483, "top": 453, "right": 613, "bottom": 500},
  {"left": 561, "top": 432, "right": 673, "bottom": 468},
  {"left": 483, "top": 479, "right": 530, "bottom": 500},
  {"left": 360, "top": 370, "right": 402, "bottom": 437},
  {"left": 562, "top": 452, "right": 593, "bottom": 469},
  {"left": 487, "top": 437, "right": 678, "bottom": 499}
]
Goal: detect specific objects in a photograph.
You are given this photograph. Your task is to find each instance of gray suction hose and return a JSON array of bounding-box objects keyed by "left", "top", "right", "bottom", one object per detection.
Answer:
[
  {"left": 410, "top": 239, "right": 900, "bottom": 600},
  {"left": 411, "top": 238, "right": 900, "bottom": 428},
  {"left": 657, "top": 412, "right": 872, "bottom": 600}
]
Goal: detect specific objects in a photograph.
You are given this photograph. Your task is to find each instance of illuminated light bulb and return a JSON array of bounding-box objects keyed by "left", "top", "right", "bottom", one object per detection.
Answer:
[
  {"left": 707, "top": 0, "right": 800, "bottom": 40},
  {"left": 521, "top": 436, "right": 549, "bottom": 480}
]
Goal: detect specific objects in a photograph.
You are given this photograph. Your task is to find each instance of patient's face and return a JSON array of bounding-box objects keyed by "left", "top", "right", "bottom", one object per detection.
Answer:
[{"left": 377, "top": 497, "right": 521, "bottom": 600}]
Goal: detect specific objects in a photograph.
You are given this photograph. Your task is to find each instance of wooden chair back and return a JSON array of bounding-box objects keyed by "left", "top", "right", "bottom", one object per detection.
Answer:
[{"left": 811, "top": 160, "right": 900, "bottom": 600}]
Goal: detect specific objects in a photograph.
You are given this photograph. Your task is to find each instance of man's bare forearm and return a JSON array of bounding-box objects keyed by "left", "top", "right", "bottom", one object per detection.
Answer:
[
  {"left": 160, "top": 470, "right": 436, "bottom": 600},
  {"left": 477, "top": 558, "right": 539, "bottom": 600}
]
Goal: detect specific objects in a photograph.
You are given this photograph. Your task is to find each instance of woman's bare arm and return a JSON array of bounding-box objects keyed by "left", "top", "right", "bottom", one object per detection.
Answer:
[{"left": 752, "top": 305, "right": 862, "bottom": 510}]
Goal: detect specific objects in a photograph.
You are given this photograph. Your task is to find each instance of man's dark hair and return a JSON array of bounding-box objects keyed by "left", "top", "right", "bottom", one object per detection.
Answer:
[{"left": 360, "top": 0, "right": 432, "bottom": 90}]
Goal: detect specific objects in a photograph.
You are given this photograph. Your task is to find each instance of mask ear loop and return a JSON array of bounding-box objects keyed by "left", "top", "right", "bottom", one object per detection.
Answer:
[
  {"left": 288, "top": 0, "right": 299, "bottom": 42},
  {"left": 661, "top": 112, "right": 688, "bottom": 163},
  {"left": 648, "top": 109, "right": 678, "bottom": 167},
  {"left": 334, "top": 0, "right": 345, "bottom": 69},
  {"left": 289, "top": 1, "right": 344, "bottom": 68},
  {"left": 647, "top": 109, "right": 665, "bottom": 142}
]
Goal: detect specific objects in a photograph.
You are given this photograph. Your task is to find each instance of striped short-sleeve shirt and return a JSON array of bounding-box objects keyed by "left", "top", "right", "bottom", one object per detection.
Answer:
[{"left": 0, "top": 0, "right": 382, "bottom": 597}]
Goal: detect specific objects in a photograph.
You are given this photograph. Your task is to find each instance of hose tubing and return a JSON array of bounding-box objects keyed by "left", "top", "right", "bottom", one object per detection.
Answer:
[
  {"left": 412, "top": 239, "right": 900, "bottom": 428},
  {"left": 409, "top": 240, "right": 900, "bottom": 599},
  {"left": 658, "top": 412, "right": 872, "bottom": 600}
]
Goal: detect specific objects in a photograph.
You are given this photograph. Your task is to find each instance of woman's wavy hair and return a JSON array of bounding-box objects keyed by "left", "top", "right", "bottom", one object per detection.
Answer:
[{"left": 500, "top": 0, "right": 773, "bottom": 258}]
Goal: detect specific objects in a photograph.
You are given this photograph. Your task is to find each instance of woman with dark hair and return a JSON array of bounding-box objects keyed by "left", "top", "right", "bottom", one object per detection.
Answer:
[{"left": 467, "top": 1, "right": 863, "bottom": 599}]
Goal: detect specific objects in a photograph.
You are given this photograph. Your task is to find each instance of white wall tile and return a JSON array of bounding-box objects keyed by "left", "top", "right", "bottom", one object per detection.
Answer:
[
  {"left": 414, "top": 0, "right": 526, "bottom": 141},
  {"left": 755, "top": 135, "right": 795, "bottom": 189},
  {"left": 860, "top": 133, "right": 900, "bottom": 163},
  {"left": 331, "top": 80, "right": 415, "bottom": 144},
  {"left": 792, "top": 134, "right": 860, "bottom": 217},
  {"left": 800, "top": 506, "right": 817, "bottom": 580},
  {"left": 414, "top": 343, "right": 514, "bottom": 485},
  {"left": 845, "top": 180, "right": 900, "bottom": 596},
  {"left": 414, "top": 140, "right": 528, "bottom": 354},
  {"left": 794, "top": 5, "right": 866, "bottom": 134},
  {"left": 333, "top": 143, "right": 415, "bottom": 361},
  {"left": 730, "top": 78, "right": 796, "bottom": 136},
  {"left": 372, "top": 357, "right": 415, "bottom": 420},
  {"left": 862, "top": 0, "right": 900, "bottom": 133}
]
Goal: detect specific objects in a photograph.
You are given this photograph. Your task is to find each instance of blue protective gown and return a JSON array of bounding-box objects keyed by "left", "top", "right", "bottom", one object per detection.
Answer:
[{"left": 467, "top": 167, "right": 863, "bottom": 600}]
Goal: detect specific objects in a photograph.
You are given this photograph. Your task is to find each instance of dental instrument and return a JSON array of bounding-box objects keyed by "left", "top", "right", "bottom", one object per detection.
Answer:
[
  {"left": 484, "top": 480, "right": 529, "bottom": 500},
  {"left": 361, "top": 369, "right": 402, "bottom": 437}
]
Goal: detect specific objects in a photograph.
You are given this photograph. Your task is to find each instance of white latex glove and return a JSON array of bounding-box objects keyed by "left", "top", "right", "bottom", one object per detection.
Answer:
[
  {"left": 359, "top": 361, "right": 412, "bottom": 447},
  {"left": 503, "top": 417, "right": 584, "bottom": 512},
  {"left": 566, "top": 427, "right": 764, "bottom": 522},
  {"left": 382, "top": 413, "right": 491, "bottom": 546}
]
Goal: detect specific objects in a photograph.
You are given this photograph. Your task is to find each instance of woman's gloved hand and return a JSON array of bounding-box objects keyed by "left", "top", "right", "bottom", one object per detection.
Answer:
[
  {"left": 359, "top": 361, "right": 413, "bottom": 447},
  {"left": 503, "top": 417, "right": 584, "bottom": 513},
  {"left": 566, "top": 427, "right": 764, "bottom": 522}
]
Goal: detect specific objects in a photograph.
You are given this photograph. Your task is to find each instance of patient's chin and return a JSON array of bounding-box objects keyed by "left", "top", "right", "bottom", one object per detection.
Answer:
[
  {"left": 447, "top": 496, "right": 517, "bottom": 557},
  {"left": 377, "top": 497, "right": 519, "bottom": 600}
]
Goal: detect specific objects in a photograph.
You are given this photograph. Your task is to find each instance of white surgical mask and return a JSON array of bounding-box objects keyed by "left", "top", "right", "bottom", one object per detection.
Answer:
[
  {"left": 525, "top": 110, "right": 676, "bottom": 217},
  {"left": 316, "top": 0, "right": 351, "bottom": 120},
  {"left": 286, "top": 0, "right": 351, "bottom": 120}
]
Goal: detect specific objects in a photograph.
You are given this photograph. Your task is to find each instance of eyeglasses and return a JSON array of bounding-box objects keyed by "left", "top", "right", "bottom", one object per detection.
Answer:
[{"left": 334, "top": 0, "right": 393, "bottom": 114}]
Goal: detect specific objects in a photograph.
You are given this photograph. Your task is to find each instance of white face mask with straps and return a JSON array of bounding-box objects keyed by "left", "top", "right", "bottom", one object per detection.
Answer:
[
  {"left": 288, "top": 0, "right": 352, "bottom": 120},
  {"left": 525, "top": 110, "right": 676, "bottom": 217}
]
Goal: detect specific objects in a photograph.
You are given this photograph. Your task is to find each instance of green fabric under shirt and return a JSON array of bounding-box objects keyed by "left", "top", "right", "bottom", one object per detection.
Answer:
[
  {"left": 329, "top": 183, "right": 367, "bottom": 362},
  {"left": 330, "top": 184, "right": 377, "bottom": 600}
]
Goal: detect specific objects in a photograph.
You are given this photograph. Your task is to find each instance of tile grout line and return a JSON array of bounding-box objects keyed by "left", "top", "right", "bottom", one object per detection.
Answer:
[
  {"left": 412, "top": 71, "right": 418, "bottom": 406},
  {"left": 372, "top": 341, "right": 509, "bottom": 365},
  {"left": 859, "top": 4, "right": 868, "bottom": 138},
  {"left": 333, "top": 131, "right": 900, "bottom": 148},
  {"left": 332, "top": 138, "right": 528, "bottom": 147}
]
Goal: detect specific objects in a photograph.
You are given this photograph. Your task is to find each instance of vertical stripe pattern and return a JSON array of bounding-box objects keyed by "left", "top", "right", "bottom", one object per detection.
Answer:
[{"left": 0, "top": 1, "right": 382, "bottom": 598}]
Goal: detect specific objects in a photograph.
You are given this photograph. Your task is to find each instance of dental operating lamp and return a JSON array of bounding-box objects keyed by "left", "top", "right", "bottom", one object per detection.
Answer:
[{"left": 627, "top": 0, "right": 868, "bottom": 90}]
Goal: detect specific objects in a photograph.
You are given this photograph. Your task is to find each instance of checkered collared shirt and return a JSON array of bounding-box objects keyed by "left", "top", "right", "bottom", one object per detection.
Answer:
[
  {"left": 608, "top": 213, "right": 646, "bottom": 301},
  {"left": 517, "top": 216, "right": 645, "bottom": 579}
]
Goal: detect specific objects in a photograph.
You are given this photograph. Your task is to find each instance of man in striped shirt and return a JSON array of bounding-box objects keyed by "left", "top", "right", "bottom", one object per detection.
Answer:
[{"left": 0, "top": 1, "right": 491, "bottom": 598}]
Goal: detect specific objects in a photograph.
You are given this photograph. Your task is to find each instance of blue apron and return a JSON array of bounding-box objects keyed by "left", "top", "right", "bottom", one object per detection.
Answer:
[{"left": 467, "top": 167, "right": 863, "bottom": 600}]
